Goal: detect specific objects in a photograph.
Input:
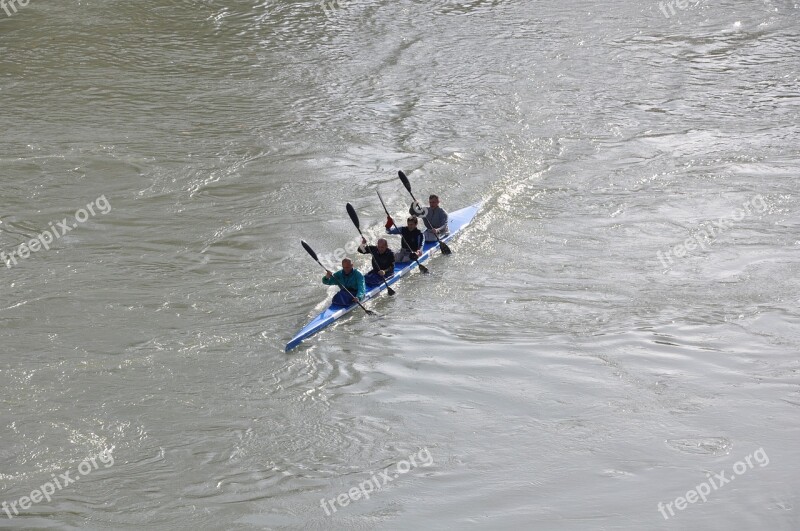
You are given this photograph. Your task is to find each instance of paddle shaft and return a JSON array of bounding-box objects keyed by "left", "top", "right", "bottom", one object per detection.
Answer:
[
  {"left": 346, "top": 203, "right": 395, "bottom": 295},
  {"left": 319, "top": 261, "right": 373, "bottom": 313},
  {"left": 301, "top": 240, "right": 372, "bottom": 314},
  {"left": 376, "top": 190, "right": 429, "bottom": 273},
  {"left": 398, "top": 171, "right": 452, "bottom": 254}
]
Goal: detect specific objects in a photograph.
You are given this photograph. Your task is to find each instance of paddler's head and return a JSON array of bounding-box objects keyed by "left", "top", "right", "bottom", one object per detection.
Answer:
[
  {"left": 407, "top": 216, "right": 418, "bottom": 228},
  {"left": 341, "top": 258, "right": 354, "bottom": 274},
  {"left": 376, "top": 238, "right": 388, "bottom": 253},
  {"left": 428, "top": 194, "right": 440, "bottom": 209}
]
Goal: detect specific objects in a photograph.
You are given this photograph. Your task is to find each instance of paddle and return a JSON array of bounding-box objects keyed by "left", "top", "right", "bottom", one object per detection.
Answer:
[
  {"left": 300, "top": 240, "right": 374, "bottom": 315},
  {"left": 345, "top": 203, "right": 396, "bottom": 296},
  {"left": 376, "top": 190, "right": 429, "bottom": 274},
  {"left": 397, "top": 170, "right": 452, "bottom": 255}
]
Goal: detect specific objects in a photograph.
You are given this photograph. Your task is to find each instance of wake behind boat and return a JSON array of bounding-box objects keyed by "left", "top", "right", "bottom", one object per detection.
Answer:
[{"left": 285, "top": 201, "right": 481, "bottom": 352}]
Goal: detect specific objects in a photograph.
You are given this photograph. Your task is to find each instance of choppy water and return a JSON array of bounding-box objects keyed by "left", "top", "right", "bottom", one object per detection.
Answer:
[{"left": 1, "top": 0, "right": 799, "bottom": 529}]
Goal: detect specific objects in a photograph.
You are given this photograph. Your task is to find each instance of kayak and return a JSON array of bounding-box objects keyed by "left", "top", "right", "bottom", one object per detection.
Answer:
[{"left": 285, "top": 201, "right": 481, "bottom": 352}]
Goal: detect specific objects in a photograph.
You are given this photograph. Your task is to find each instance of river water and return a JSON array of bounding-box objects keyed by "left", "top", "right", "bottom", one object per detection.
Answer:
[{"left": 1, "top": 0, "right": 799, "bottom": 529}]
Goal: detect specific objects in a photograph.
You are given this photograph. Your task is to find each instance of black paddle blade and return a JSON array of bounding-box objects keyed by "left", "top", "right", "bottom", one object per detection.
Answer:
[
  {"left": 301, "top": 240, "right": 319, "bottom": 262},
  {"left": 439, "top": 241, "right": 452, "bottom": 255},
  {"left": 418, "top": 263, "right": 430, "bottom": 273},
  {"left": 345, "top": 202, "right": 361, "bottom": 230},
  {"left": 387, "top": 286, "right": 395, "bottom": 296},
  {"left": 398, "top": 170, "right": 412, "bottom": 193}
]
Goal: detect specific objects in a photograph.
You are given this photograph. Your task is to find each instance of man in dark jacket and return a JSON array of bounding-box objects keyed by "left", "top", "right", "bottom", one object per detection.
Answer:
[
  {"left": 357, "top": 238, "right": 395, "bottom": 287},
  {"left": 409, "top": 194, "right": 449, "bottom": 242},
  {"left": 384, "top": 216, "right": 424, "bottom": 263}
]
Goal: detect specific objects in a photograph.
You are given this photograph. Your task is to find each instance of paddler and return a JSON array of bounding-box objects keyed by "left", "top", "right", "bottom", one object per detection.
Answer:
[
  {"left": 409, "top": 194, "right": 449, "bottom": 242},
  {"left": 357, "top": 237, "right": 395, "bottom": 287},
  {"left": 324, "top": 258, "right": 366, "bottom": 305},
  {"left": 384, "top": 215, "right": 424, "bottom": 262}
]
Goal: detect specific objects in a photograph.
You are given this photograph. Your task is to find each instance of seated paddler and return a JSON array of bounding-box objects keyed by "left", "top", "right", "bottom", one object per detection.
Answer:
[
  {"left": 323, "top": 258, "right": 366, "bottom": 306},
  {"left": 357, "top": 237, "right": 395, "bottom": 288}
]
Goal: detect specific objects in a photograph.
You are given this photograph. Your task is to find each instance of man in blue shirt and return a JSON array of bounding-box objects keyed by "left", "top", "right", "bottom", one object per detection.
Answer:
[{"left": 385, "top": 216, "right": 424, "bottom": 262}]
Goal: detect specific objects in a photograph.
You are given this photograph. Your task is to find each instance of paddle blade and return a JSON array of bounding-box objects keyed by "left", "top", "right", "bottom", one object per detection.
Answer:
[
  {"left": 398, "top": 170, "right": 411, "bottom": 193},
  {"left": 301, "top": 240, "right": 319, "bottom": 262},
  {"left": 418, "top": 263, "right": 430, "bottom": 273},
  {"left": 440, "top": 241, "right": 452, "bottom": 255},
  {"left": 387, "top": 286, "right": 395, "bottom": 296},
  {"left": 345, "top": 202, "right": 360, "bottom": 230}
]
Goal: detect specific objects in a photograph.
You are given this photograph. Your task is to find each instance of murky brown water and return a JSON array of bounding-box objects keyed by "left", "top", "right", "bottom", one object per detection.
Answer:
[{"left": 1, "top": 0, "right": 798, "bottom": 528}]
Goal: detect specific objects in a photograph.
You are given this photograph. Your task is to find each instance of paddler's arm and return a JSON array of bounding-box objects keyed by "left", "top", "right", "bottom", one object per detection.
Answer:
[
  {"left": 322, "top": 270, "right": 335, "bottom": 285},
  {"left": 433, "top": 210, "right": 449, "bottom": 234},
  {"left": 409, "top": 201, "right": 427, "bottom": 217},
  {"left": 377, "top": 259, "right": 392, "bottom": 276},
  {"left": 355, "top": 271, "right": 366, "bottom": 300},
  {"left": 357, "top": 239, "right": 375, "bottom": 254},
  {"left": 382, "top": 252, "right": 395, "bottom": 276}
]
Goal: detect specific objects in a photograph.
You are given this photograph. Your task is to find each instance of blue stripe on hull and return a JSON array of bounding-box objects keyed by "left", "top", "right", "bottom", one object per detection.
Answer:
[{"left": 285, "top": 201, "right": 481, "bottom": 352}]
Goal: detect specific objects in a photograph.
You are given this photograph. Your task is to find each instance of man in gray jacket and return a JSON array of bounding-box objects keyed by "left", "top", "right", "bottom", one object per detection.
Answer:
[{"left": 410, "top": 194, "right": 449, "bottom": 243}]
